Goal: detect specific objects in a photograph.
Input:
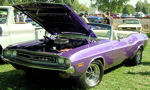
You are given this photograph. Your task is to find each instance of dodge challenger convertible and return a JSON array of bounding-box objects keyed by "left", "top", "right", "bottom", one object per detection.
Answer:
[{"left": 3, "top": 3, "right": 148, "bottom": 88}]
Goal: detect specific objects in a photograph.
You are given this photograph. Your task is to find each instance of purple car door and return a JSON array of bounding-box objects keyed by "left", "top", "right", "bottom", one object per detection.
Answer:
[
  {"left": 102, "top": 40, "right": 128, "bottom": 68},
  {"left": 109, "top": 35, "right": 137, "bottom": 66}
]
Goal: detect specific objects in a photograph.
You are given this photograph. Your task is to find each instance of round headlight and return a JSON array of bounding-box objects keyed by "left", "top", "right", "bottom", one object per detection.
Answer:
[
  {"left": 65, "top": 60, "right": 71, "bottom": 66},
  {"left": 4, "top": 50, "right": 12, "bottom": 57},
  {"left": 137, "top": 27, "right": 141, "bottom": 30},
  {"left": 58, "top": 58, "right": 65, "bottom": 64},
  {"left": 118, "top": 27, "right": 122, "bottom": 30},
  {"left": 12, "top": 50, "right": 17, "bottom": 57}
]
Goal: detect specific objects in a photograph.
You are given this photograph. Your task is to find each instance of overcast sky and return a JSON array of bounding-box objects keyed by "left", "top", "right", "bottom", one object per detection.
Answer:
[{"left": 78, "top": 0, "right": 150, "bottom": 7}]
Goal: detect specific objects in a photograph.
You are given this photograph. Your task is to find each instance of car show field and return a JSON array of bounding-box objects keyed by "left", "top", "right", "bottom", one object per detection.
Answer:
[
  {"left": 0, "top": 1, "right": 150, "bottom": 90},
  {"left": 1, "top": 2, "right": 149, "bottom": 89},
  {"left": 0, "top": 39, "right": 149, "bottom": 90}
]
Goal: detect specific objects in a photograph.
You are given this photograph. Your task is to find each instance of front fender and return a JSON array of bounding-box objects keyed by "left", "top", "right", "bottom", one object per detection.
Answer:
[{"left": 70, "top": 55, "right": 106, "bottom": 77}]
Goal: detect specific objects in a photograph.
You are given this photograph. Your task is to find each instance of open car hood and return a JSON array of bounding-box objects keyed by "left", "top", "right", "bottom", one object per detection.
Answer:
[{"left": 13, "top": 3, "right": 96, "bottom": 38}]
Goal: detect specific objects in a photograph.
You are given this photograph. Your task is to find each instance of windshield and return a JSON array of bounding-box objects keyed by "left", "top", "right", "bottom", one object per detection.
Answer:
[
  {"left": 88, "top": 18, "right": 104, "bottom": 24},
  {"left": 0, "top": 9, "right": 8, "bottom": 24},
  {"left": 88, "top": 24, "right": 111, "bottom": 39},
  {"left": 88, "top": 18, "right": 98, "bottom": 23},
  {"left": 122, "top": 19, "right": 140, "bottom": 24}
]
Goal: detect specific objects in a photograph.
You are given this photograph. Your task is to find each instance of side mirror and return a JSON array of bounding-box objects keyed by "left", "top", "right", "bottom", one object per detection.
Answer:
[{"left": 118, "top": 34, "right": 123, "bottom": 41}]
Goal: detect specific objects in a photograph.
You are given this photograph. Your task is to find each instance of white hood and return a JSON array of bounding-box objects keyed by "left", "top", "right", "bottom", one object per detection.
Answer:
[{"left": 118, "top": 24, "right": 142, "bottom": 28}]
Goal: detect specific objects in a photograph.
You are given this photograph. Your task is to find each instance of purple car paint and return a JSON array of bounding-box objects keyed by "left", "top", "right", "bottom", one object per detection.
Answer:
[{"left": 3, "top": 2, "right": 148, "bottom": 88}]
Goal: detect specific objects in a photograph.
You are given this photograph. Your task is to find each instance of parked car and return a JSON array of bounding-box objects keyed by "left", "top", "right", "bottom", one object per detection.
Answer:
[
  {"left": 87, "top": 16, "right": 104, "bottom": 24},
  {"left": 146, "top": 14, "right": 150, "bottom": 18},
  {"left": 118, "top": 19, "right": 142, "bottom": 32},
  {"left": 25, "top": 17, "right": 32, "bottom": 23},
  {"left": 135, "top": 12, "right": 145, "bottom": 17},
  {"left": 3, "top": 3, "right": 148, "bottom": 88},
  {"left": 111, "top": 14, "right": 119, "bottom": 18},
  {"left": 0, "top": 6, "right": 45, "bottom": 63},
  {"left": 121, "top": 14, "right": 129, "bottom": 18},
  {"left": 135, "top": 14, "right": 143, "bottom": 17}
]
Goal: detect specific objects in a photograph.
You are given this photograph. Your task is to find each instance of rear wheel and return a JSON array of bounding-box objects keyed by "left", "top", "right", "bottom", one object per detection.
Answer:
[
  {"left": 131, "top": 48, "right": 143, "bottom": 65},
  {"left": 78, "top": 60, "right": 104, "bottom": 88},
  {"left": 0, "top": 46, "right": 4, "bottom": 64}
]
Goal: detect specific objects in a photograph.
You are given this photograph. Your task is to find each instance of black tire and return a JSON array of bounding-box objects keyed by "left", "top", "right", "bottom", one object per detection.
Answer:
[
  {"left": 131, "top": 48, "right": 143, "bottom": 65},
  {"left": 0, "top": 46, "right": 4, "bottom": 64},
  {"left": 78, "top": 60, "right": 104, "bottom": 88},
  {"left": 0, "top": 58, "right": 4, "bottom": 64}
]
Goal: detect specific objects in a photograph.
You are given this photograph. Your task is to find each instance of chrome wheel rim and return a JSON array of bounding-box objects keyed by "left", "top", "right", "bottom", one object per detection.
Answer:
[
  {"left": 85, "top": 63, "right": 100, "bottom": 86},
  {"left": 136, "top": 50, "right": 142, "bottom": 64}
]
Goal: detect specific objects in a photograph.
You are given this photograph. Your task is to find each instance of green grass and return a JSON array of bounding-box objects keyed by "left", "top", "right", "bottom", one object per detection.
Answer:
[
  {"left": 0, "top": 40, "right": 150, "bottom": 90},
  {"left": 146, "top": 33, "right": 150, "bottom": 38}
]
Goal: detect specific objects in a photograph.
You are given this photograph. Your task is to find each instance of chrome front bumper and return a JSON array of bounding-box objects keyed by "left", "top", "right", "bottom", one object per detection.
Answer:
[{"left": 3, "top": 58, "right": 75, "bottom": 74}]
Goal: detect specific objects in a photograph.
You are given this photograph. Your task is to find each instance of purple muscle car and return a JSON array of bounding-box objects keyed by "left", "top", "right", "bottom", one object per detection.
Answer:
[{"left": 2, "top": 3, "right": 148, "bottom": 88}]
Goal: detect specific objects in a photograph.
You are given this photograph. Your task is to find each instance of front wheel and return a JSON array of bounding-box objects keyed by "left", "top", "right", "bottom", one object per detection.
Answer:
[{"left": 78, "top": 60, "right": 104, "bottom": 88}]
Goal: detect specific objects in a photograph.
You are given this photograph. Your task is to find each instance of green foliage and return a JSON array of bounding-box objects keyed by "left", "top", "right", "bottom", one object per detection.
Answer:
[
  {"left": 144, "top": 0, "right": 148, "bottom": 4},
  {"left": 123, "top": 4, "right": 135, "bottom": 14},
  {"left": 95, "top": 0, "right": 130, "bottom": 13},
  {"left": 80, "top": 5, "right": 88, "bottom": 12},
  {"left": 0, "top": 0, "right": 10, "bottom": 6},
  {"left": 146, "top": 33, "right": 150, "bottom": 38},
  {"left": 71, "top": 0, "right": 81, "bottom": 12},
  {"left": 143, "top": 4, "right": 149, "bottom": 14},
  {"left": 135, "top": 0, "right": 150, "bottom": 14},
  {"left": 56, "top": 0, "right": 88, "bottom": 12},
  {"left": 58, "top": 0, "right": 63, "bottom": 3},
  {"left": 142, "top": 4, "right": 150, "bottom": 14},
  {"left": 0, "top": 0, "right": 88, "bottom": 13},
  {"left": 135, "top": 1, "right": 143, "bottom": 12}
]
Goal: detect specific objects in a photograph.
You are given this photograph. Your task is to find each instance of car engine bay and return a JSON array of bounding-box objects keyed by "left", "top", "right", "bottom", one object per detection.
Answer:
[{"left": 22, "top": 35, "right": 89, "bottom": 53}]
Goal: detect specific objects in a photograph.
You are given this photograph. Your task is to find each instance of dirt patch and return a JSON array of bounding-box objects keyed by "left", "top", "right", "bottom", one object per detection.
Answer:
[{"left": 142, "top": 24, "right": 150, "bottom": 33}]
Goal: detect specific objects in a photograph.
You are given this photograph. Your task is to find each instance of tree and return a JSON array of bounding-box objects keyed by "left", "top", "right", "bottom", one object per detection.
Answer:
[
  {"left": 58, "top": 0, "right": 63, "bottom": 3},
  {"left": 142, "top": 4, "right": 150, "bottom": 14},
  {"left": 0, "top": 0, "right": 87, "bottom": 13},
  {"left": 80, "top": 5, "right": 88, "bottom": 12},
  {"left": 71, "top": 0, "right": 81, "bottom": 12},
  {"left": 123, "top": 4, "right": 135, "bottom": 14},
  {"left": 95, "top": 0, "right": 130, "bottom": 13},
  {"left": 135, "top": 1, "right": 143, "bottom": 12},
  {"left": 144, "top": 0, "right": 148, "bottom": 4},
  {"left": 54, "top": 0, "right": 88, "bottom": 13},
  {"left": 0, "top": 0, "right": 10, "bottom": 5}
]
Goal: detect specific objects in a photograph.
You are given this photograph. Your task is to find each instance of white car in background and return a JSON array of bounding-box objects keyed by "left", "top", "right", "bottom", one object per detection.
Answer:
[
  {"left": 118, "top": 19, "right": 142, "bottom": 32},
  {"left": 135, "top": 12, "right": 145, "bottom": 17},
  {"left": 0, "top": 6, "right": 45, "bottom": 63}
]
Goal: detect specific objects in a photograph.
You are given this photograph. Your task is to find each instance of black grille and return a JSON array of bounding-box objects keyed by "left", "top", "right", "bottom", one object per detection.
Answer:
[
  {"left": 17, "top": 52, "right": 57, "bottom": 63},
  {"left": 122, "top": 27, "right": 136, "bottom": 30}
]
